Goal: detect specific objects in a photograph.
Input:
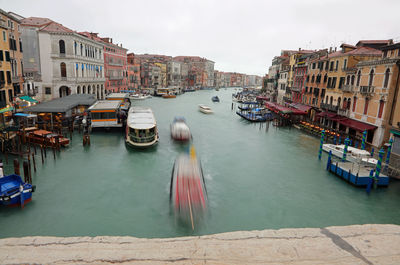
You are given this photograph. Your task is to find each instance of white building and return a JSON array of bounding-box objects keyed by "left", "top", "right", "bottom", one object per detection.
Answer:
[
  {"left": 21, "top": 17, "right": 105, "bottom": 101},
  {"left": 277, "top": 68, "right": 289, "bottom": 104}
]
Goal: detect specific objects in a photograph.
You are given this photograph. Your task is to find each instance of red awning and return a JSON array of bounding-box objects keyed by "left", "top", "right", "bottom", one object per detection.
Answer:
[
  {"left": 290, "top": 103, "right": 312, "bottom": 113},
  {"left": 316, "top": 111, "right": 336, "bottom": 119},
  {"left": 256, "top": 96, "right": 270, "bottom": 101},
  {"left": 265, "top": 102, "right": 306, "bottom": 115},
  {"left": 338, "top": 118, "right": 377, "bottom": 132}
]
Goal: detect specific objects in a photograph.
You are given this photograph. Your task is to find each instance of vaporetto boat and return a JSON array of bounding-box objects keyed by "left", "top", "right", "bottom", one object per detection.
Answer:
[
  {"left": 125, "top": 107, "right": 159, "bottom": 147},
  {"left": 322, "top": 144, "right": 377, "bottom": 166}
]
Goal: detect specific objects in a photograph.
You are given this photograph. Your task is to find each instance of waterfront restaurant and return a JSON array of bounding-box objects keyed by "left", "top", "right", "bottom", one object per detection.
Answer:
[{"left": 23, "top": 94, "right": 97, "bottom": 128}]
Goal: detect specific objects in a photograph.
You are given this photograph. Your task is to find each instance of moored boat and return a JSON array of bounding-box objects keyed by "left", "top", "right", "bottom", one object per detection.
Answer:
[
  {"left": 0, "top": 174, "right": 35, "bottom": 208},
  {"left": 198, "top": 104, "right": 213, "bottom": 114},
  {"left": 322, "top": 144, "right": 377, "bottom": 166},
  {"left": 25, "top": 129, "right": 70, "bottom": 147},
  {"left": 162, "top": 94, "right": 176, "bottom": 99},
  {"left": 130, "top": 94, "right": 151, "bottom": 100},
  {"left": 125, "top": 107, "right": 159, "bottom": 148},
  {"left": 170, "top": 146, "right": 207, "bottom": 228},
  {"left": 171, "top": 117, "right": 191, "bottom": 141}
]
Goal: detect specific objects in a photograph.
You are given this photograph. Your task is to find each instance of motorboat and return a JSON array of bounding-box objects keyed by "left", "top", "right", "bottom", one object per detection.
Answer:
[
  {"left": 170, "top": 146, "right": 207, "bottom": 228},
  {"left": 0, "top": 174, "right": 35, "bottom": 207},
  {"left": 322, "top": 144, "right": 378, "bottom": 166},
  {"left": 129, "top": 94, "right": 151, "bottom": 100},
  {"left": 25, "top": 129, "right": 70, "bottom": 148},
  {"left": 211, "top": 96, "right": 220, "bottom": 102},
  {"left": 198, "top": 104, "right": 213, "bottom": 114},
  {"left": 162, "top": 94, "right": 176, "bottom": 99},
  {"left": 125, "top": 107, "right": 159, "bottom": 147},
  {"left": 171, "top": 117, "right": 191, "bottom": 141}
]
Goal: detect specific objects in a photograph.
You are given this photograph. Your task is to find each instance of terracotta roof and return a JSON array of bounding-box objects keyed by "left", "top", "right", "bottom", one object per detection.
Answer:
[
  {"left": 340, "top": 43, "right": 356, "bottom": 49},
  {"left": 347, "top": 46, "right": 382, "bottom": 56},
  {"left": 21, "top": 17, "right": 53, "bottom": 27},
  {"left": 357, "top": 40, "right": 392, "bottom": 45},
  {"left": 40, "top": 21, "right": 74, "bottom": 33},
  {"left": 328, "top": 47, "right": 381, "bottom": 58}
]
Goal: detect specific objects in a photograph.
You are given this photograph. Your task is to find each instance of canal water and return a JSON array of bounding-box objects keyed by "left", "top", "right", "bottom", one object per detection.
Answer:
[{"left": 1, "top": 88, "right": 400, "bottom": 238}]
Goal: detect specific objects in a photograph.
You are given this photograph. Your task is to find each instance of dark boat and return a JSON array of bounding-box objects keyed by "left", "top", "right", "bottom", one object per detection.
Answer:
[
  {"left": 211, "top": 96, "right": 220, "bottom": 102},
  {"left": 0, "top": 174, "right": 35, "bottom": 207}
]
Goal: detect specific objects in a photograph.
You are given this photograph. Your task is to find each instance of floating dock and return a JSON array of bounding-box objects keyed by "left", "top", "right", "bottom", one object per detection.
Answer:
[{"left": 327, "top": 160, "right": 389, "bottom": 186}]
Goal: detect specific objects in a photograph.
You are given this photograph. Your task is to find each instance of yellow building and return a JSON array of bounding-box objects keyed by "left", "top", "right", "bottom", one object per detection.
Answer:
[
  {"left": 155, "top": 62, "right": 167, "bottom": 87},
  {"left": 0, "top": 10, "right": 13, "bottom": 108},
  {"left": 352, "top": 42, "right": 399, "bottom": 149}
]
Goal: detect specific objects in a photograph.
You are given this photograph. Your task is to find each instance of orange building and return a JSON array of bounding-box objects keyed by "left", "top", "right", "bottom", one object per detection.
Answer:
[{"left": 127, "top": 53, "right": 140, "bottom": 89}]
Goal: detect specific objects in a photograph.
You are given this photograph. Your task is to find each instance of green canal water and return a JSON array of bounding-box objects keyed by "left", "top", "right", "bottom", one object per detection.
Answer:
[{"left": 1, "top": 88, "right": 400, "bottom": 238}]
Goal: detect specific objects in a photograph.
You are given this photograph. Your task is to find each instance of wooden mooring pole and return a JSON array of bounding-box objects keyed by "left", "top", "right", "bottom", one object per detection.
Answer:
[{"left": 13, "top": 159, "right": 20, "bottom": 175}]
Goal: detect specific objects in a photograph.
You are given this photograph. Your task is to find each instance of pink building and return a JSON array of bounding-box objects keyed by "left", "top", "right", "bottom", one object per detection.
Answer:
[{"left": 79, "top": 32, "right": 128, "bottom": 93}]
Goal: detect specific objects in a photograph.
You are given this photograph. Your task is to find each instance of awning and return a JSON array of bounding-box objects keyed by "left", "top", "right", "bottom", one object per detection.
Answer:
[
  {"left": 19, "top": 96, "right": 38, "bottom": 103},
  {"left": 265, "top": 102, "right": 306, "bottom": 115},
  {"left": 0, "top": 107, "right": 14, "bottom": 114},
  {"left": 290, "top": 103, "right": 312, "bottom": 113},
  {"left": 338, "top": 118, "right": 377, "bottom": 132}
]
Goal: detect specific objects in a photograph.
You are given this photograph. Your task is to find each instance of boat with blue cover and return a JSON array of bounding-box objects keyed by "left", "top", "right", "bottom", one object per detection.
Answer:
[
  {"left": 211, "top": 96, "right": 220, "bottom": 102},
  {"left": 236, "top": 102, "right": 272, "bottom": 122},
  {"left": 0, "top": 174, "right": 35, "bottom": 207}
]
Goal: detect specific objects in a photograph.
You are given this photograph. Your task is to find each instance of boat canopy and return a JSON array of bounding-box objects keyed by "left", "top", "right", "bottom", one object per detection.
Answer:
[
  {"left": 127, "top": 107, "right": 156, "bottom": 130},
  {"left": 88, "top": 100, "right": 121, "bottom": 111}
]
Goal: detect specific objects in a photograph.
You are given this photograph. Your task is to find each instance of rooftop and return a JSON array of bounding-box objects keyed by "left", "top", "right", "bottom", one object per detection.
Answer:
[{"left": 24, "top": 94, "right": 97, "bottom": 113}]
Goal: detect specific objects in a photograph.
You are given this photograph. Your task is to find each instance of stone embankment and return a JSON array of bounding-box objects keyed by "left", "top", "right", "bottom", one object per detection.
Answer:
[{"left": 1, "top": 224, "right": 399, "bottom": 264}]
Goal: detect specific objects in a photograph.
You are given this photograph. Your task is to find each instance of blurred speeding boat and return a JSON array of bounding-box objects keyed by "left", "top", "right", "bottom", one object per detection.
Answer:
[
  {"left": 170, "top": 146, "right": 207, "bottom": 229},
  {"left": 211, "top": 96, "right": 220, "bottom": 102},
  {"left": 171, "top": 117, "right": 191, "bottom": 141},
  {"left": 198, "top": 104, "right": 213, "bottom": 114}
]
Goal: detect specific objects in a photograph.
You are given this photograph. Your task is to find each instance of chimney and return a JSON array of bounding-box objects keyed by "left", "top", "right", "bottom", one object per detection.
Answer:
[
  {"left": 299, "top": 48, "right": 301, "bottom": 51},
  {"left": 329, "top": 47, "right": 332, "bottom": 53},
  {"left": 110, "top": 38, "right": 113, "bottom": 44},
  {"left": 334, "top": 47, "right": 337, "bottom": 52}
]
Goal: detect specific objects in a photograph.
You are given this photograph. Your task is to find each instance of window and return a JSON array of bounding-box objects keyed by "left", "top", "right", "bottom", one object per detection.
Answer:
[
  {"left": 325, "top": 61, "right": 329, "bottom": 71},
  {"left": 346, "top": 76, "right": 350, "bottom": 85},
  {"left": 332, "top": 77, "right": 337, "bottom": 88},
  {"left": 330, "top": 61, "right": 334, "bottom": 71},
  {"left": 378, "top": 100, "right": 384, "bottom": 118},
  {"left": 60, "top": 62, "right": 67, "bottom": 77},
  {"left": 347, "top": 99, "right": 351, "bottom": 110},
  {"left": 59, "top": 40, "right": 65, "bottom": 54},
  {"left": 363, "top": 99, "right": 369, "bottom": 115},
  {"left": 335, "top": 61, "right": 339, "bottom": 71},
  {"left": 339, "top": 77, "right": 345, "bottom": 89},
  {"left": 5, "top": 51, "right": 10, "bottom": 61},
  {"left": 19, "top": 38, "right": 22, "bottom": 52},
  {"left": 0, "top": 50, "right": 3, "bottom": 61},
  {"left": 356, "top": 71, "right": 361, "bottom": 86},
  {"left": 369, "top": 69, "right": 374, "bottom": 86},
  {"left": 6, "top": 71, "right": 11, "bottom": 84},
  {"left": 351, "top": 75, "right": 355, "bottom": 85},
  {"left": 383, "top": 69, "right": 390, "bottom": 88},
  {"left": 312, "top": 63, "right": 316, "bottom": 69},
  {"left": 45, "top": 87, "right": 52, "bottom": 94},
  {"left": 2, "top": 31, "right": 6, "bottom": 42},
  {"left": 353, "top": 97, "right": 357, "bottom": 112},
  {"left": 323, "top": 74, "right": 327, "bottom": 83},
  {"left": 311, "top": 75, "right": 315, "bottom": 83},
  {"left": 343, "top": 59, "right": 347, "bottom": 70}
]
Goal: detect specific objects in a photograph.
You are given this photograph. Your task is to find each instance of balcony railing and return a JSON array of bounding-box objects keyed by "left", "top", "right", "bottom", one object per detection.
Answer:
[
  {"left": 320, "top": 102, "right": 338, "bottom": 112},
  {"left": 337, "top": 108, "right": 350, "bottom": 117},
  {"left": 342, "top": 85, "right": 354, "bottom": 92},
  {"left": 360, "top": 86, "right": 375, "bottom": 95},
  {"left": 109, "top": 76, "right": 124, "bottom": 80}
]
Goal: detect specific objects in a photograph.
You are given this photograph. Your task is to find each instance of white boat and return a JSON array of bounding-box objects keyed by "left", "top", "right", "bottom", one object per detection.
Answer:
[
  {"left": 322, "top": 144, "right": 378, "bottom": 166},
  {"left": 129, "top": 94, "right": 151, "bottom": 100},
  {"left": 125, "top": 107, "right": 158, "bottom": 147},
  {"left": 198, "top": 104, "right": 213, "bottom": 114},
  {"left": 171, "top": 117, "right": 191, "bottom": 141}
]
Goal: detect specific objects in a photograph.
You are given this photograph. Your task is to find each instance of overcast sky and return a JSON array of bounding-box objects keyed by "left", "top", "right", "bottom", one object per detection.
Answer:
[{"left": 2, "top": 0, "right": 400, "bottom": 76}]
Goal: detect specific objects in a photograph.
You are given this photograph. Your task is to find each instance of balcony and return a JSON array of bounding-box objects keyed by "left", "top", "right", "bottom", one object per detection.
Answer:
[
  {"left": 337, "top": 108, "right": 350, "bottom": 117},
  {"left": 342, "top": 85, "right": 354, "bottom": 93},
  {"left": 12, "top": 76, "right": 21, "bottom": 83},
  {"left": 320, "top": 102, "right": 338, "bottom": 112},
  {"left": 360, "top": 86, "right": 375, "bottom": 95},
  {"left": 109, "top": 76, "right": 124, "bottom": 80}
]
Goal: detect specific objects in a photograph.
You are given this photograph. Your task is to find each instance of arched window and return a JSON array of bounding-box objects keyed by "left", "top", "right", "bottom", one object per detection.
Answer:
[
  {"left": 82, "top": 85, "right": 86, "bottom": 94},
  {"left": 60, "top": 62, "right": 66, "bottom": 77},
  {"left": 325, "top": 96, "right": 328, "bottom": 103},
  {"left": 74, "top": 41, "right": 77, "bottom": 55},
  {"left": 346, "top": 76, "right": 350, "bottom": 85},
  {"left": 351, "top": 75, "right": 355, "bottom": 85},
  {"left": 337, "top": 97, "right": 341, "bottom": 108},
  {"left": 347, "top": 98, "right": 351, "bottom": 110},
  {"left": 343, "top": 98, "right": 347, "bottom": 109},
  {"left": 356, "top": 71, "right": 361, "bottom": 86},
  {"left": 59, "top": 40, "right": 65, "bottom": 54},
  {"left": 88, "top": 85, "right": 91, "bottom": 94},
  {"left": 324, "top": 74, "right": 327, "bottom": 83},
  {"left": 369, "top": 69, "right": 374, "bottom": 86},
  {"left": 80, "top": 43, "right": 83, "bottom": 55},
  {"left": 77, "top": 86, "right": 81, "bottom": 94},
  {"left": 311, "top": 75, "right": 315, "bottom": 83},
  {"left": 383, "top": 69, "right": 390, "bottom": 88},
  {"left": 330, "top": 96, "right": 333, "bottom": 105}
]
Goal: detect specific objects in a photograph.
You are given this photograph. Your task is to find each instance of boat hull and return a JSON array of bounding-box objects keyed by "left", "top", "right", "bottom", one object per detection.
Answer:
[{"left": 0, "top": 174, "right": 35, "bottom": 207}]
